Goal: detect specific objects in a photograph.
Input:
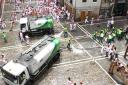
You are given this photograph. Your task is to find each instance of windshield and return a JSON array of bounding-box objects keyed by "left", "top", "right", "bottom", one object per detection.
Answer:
[
  {"left": 20, "top": 24, "right": 26, "bottom": 29},
  {"left": 1, "top": 69, "right": 18, "bottom": 84},
  {"left": 19, "top": 71, "right": 26, "bottom": 84}
]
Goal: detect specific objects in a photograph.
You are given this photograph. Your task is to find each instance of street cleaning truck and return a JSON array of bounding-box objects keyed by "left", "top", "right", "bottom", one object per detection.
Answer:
[
  {"left": 20, "top": 16, "right": 54, "bottom": 36},
  {"left": 1, "top": 35, "right": 61, "bottom": 85}
]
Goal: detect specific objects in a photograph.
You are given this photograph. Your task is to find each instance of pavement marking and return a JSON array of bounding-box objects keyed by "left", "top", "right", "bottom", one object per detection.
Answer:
[
  {"left": 75, "top": 35, "right": 88, "bottom": 39},
  {"left": 0, "top": 29, "right": 19, "bottom": 33},
  {"left": 4, "top": 0, "right": 37, "bottom": 5},
  {"left": 3, "top": 10, "right": 22, "bottom": 13},
  {"left": 0, "top": 43, "right": 35, "bottom": 50},
  {"left": 119, "top": 51, "right": 125, "bottom": 55},
  {"left": 95, "top": 60, "right": 118, "bottom": 84},
  {"left": 77, "top": 22, "right": 128, "bottom": 84},
  {"left": 80, "top": 19, "right": 127, "bottom": 26},
  {"left": 53, "top": 57, "right": 92, "bottom": 67},
  {"left": 94, "top": 55, "right": 106, "bottom": 60},
  {"left": 77, "top": 24, "right": 102, "bottom": 47},
  {"left": 59, "top": 22, "right": 93, "bottom": 60},
  {"left": 95, "top": 57, "right": 107, "bottom": 61}
]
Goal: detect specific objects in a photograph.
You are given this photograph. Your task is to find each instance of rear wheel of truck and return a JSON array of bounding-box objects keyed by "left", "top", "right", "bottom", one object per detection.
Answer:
[{"left": 53, "top": 52, "right": 60, "bottom": 62}]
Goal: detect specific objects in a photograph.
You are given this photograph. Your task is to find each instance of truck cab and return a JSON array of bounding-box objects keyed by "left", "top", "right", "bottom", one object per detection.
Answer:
[
  {"left": 19, "top": 16, "right": 54, "bottom": 36},
  {"left": 1, "top": 60, "right": 30, "bottom": 85},
  {"left": 1, "top": 35, "right": 61, "bottom": 85},
  {"left": 20, "top": 17, "right": 30, "bottom": 33}
]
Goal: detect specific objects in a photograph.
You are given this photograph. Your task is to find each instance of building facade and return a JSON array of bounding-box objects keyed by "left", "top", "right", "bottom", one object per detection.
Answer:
[
  {"left": 64, "top": 0, "right": 128, "bottom": 21},
  {"left": 64, "top": 0, "right": 101, "bottom": 21}
]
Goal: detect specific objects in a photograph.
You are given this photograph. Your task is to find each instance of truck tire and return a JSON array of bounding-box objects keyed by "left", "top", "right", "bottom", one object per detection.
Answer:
[
  {"left": 53, "top": 52, "right": 60, "bottom": 62},
  {"left": 27, "top": 79, "right": 34, "bottom": 85},
  {"left": 28, "top": 81, "right": 33, "bottom": 85},
  {"left": 51, "top": 29, "right": 54, "bottom": 34}
]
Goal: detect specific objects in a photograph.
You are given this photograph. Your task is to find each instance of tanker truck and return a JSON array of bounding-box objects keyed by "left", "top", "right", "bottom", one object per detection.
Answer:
[
  {"left": 1, "top": 35, "right": 61, "bottom": 85},
  {"left": 20, "top": 16, "right": 54, "bottom": 36}
]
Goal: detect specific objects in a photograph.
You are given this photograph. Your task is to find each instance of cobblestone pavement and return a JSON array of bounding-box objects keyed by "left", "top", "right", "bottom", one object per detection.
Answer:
[
  {"left": 0, "top": 0, "right": 127, "bottom": 85},
  {"left": 35, "top": 61, "right": 116, "bottom": 85}
]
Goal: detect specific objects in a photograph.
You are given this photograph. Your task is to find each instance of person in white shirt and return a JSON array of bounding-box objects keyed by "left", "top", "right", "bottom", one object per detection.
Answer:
[
  {"left": 0, "top": 54, "right": 8, "bottom": 64},
  {"left": 1, "top": 20, "right": 6, "bottom": 30},
  {"left": 70, "top": 23, "right": 73, "bottom": 31},
  {"left": 90, "top": 17, "right": 94, "bottom": 25},
  {"left": 25, "top": 34, "right": 30, "bottom": 45},
  {"left": 73, "top": 23, "right": 76, "bottom": 30},
  {"left": 85, "top": 16, "right": 89, "bottom": 24},
  {"left": 67, "top": 77, "right": 74, "bottom": 85},
  {"left": 19, "top": 31, "right": 25, "bottom": 43},
  {"left": 67, "top": 12, "right": 70, "bottom": 20}
]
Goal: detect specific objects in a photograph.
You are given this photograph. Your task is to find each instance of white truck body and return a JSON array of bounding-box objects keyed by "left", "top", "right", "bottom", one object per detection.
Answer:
[
  {"left": 1, "top": 35, "right": 60, "bottom": 85},
  {"left": 19, "top": 17, "right": 29, "bottom": 31}
]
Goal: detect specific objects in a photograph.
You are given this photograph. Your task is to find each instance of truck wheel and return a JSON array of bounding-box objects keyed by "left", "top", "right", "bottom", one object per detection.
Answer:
[
  {"left": 51, "top": 29, "right": 54, "bottom": 34},
  {"left": 53, "top": 52, "right": 60, "bottom": 62}
]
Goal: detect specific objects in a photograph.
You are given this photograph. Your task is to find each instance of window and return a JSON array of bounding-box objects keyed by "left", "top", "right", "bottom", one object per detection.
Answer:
[
  {"left": 82, "top": 0, "right": 87, "bottom": 2},
  {"left": 1, "top": 69, "right": 18, "bottom": 84},
  {"left": 93, "top": 0, "right": 97, "bottom": 2},
  {"left": 19, "top": 72, "right": 26, "bottom": 84}
]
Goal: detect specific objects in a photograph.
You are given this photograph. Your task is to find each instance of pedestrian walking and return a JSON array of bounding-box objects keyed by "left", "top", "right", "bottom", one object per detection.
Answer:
[
  {"left": 56, "top": 15, "right": 60, "bottom": 23},
  {"left": 67, "top": 11, "right": 70, "bottom": 21},
  {"left": 25, "top": 34, "right": 30, "bottom": 45},
  {"left": 84, "top": 16, "right": 89, "bottom": 24},
  {"left": 63, "top": 27, "right": 68, "bottom": 38},
  {"left": 50, "top": 77, "right": 57, "bottom": 85},
  {"left": 1, "top": 32, "right": 8, "bottom": 43},
  {"left": 70, "top": 23, "right": 73, "bottom": 31},
  {"left": 101, "top": 44, "right": 104, "bottom": 55},
  {"left": 125, "top": 33, "right": 128, "bottom": 45},
  {"left": 110, "top": 18, "right": 114, "bottom": 29},
  {"left": 10, "top": 12, "right": 17, "bottom": 31},
  {"left": 73, "top": 22, "right": 76, "bottom": 30},
  {"left": 108, "top": 58, "right": 117, "bottom": 75},
  {"left": 107, "top": 20, "right": 111, "bottom": 29},
  {"left": 0, "top": 18, "right": 2, "bottom": 30},
  {"left": 124, "top": 45, "right": 128, "bottom": 59},
  {"left": 1, "top": 20, "right": 6, "bottom": 30},
  {"left": 90, "top": 17, "right": 94, "bottom": 25},
  {"left": 19, "top": 31, "right": 25, "bottom": 43},
  {"left": 80, "top": 81, "right": 83, "bottom": 85},
  {"left": 0, "top": 54, "right": 8, "bottom": 64},
  {"left": 104, "top": 44, "right": 111, "bottom": 57},
  {"left": 67, "top": 38, "right": 71, "bottom": 51},
  {"left": 67, "top": 77, "right": 74, "bottom": 85},
  {"left": 74, "top": 83, "right": 76, "bottom": 85}
]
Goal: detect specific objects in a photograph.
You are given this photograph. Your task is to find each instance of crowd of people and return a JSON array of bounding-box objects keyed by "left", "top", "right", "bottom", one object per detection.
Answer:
[
  {"left": 108, "top": 57, "right": 128, "bottom": 84},
  {"left": 67, "top": 77, "right": 83, "bottom": 85},
  {"left": 0, "top": 0, "right": 76, "bottom": 43},
  {"left": 1, "top": 0, "right": 128, "bottom": 84}
]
